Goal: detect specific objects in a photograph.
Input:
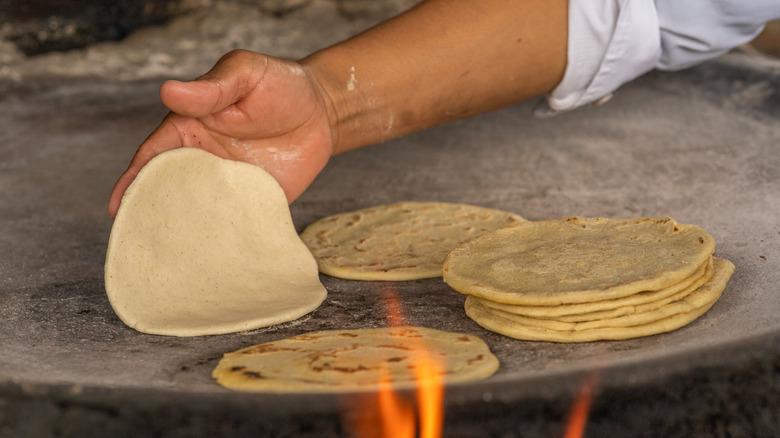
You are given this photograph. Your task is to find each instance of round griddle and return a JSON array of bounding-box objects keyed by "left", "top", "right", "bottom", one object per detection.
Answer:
[{"left": 1, "top": 45, "right": 778, "bottom": 438}]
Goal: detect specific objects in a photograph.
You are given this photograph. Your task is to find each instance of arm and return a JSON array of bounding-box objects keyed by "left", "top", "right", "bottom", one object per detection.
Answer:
[
  {"left": 108, "top": 0, "right": 567, "bottom": 217},
  {"left": 302, "top": 0, "right": 568, "bottom": 155}
]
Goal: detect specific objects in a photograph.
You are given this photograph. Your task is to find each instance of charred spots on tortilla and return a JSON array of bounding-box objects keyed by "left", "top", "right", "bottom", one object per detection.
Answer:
[
  {"left": 393, "top": 328, "right": 423, "bottom": 338},
  {"left": 467, "top": 354, "right": 485, "bottom": 365},
  {"left": 243, "top": 370, "right": 265, "bottom": 379},
  {"left": 242, "top": 345, "right": 302, "bottom": 355},
  {"left": 376, "top": 344, "right": 414, "bottom": 351},
  {"left": 335, "top": 365, "right": 371, "bottom": 374},
  {"left": 313, "top": 363, "right": 371, "bottom": 374},
  {"left": 346, "top": 214, "right": 363, "bottom": 227}
]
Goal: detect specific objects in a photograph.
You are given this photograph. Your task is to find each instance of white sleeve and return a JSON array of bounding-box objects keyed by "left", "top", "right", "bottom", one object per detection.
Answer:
[
  {"left": 537, "top": 0, "right": 660, "bottom": 117},
  {"left": 537, "top": 0, "right": 780, "bottom": 117},
  {"left": 656, "top": 0, "right": 780, "bottom": 71}
]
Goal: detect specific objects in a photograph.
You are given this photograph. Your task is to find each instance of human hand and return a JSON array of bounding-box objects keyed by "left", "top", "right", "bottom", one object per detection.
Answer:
[{"left": 108, "top": 49, "right": 335, "bottom": 218}]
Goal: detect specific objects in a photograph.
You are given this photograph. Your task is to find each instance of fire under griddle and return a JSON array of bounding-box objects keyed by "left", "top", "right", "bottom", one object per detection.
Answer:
[{"left": 1, "top": 5, "right": 779, "bottom": 437}]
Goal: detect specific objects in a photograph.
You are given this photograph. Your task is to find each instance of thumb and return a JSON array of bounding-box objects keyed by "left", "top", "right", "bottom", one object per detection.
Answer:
[{"left": 159, "top": 50, "right": 270, "bottom": 118}]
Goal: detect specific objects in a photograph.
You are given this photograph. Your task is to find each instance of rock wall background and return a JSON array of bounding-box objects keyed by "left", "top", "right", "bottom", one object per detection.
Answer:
[{"left": 0, "top": 0, "right": 419, "bottom": 81}]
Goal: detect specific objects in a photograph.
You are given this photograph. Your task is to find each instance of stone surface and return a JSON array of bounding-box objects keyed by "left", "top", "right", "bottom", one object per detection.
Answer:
[
  {"left": 0, "top": 0, "right": 418, "bottom": 80},
  {"left": 0, "top": 1, "right": 779, "bottom": 436},
  {"left": 0, "top": 0, "right": 193, "bottom": 55}
]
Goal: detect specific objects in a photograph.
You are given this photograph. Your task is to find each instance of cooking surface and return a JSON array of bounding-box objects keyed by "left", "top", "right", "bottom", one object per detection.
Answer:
[{"left": 1, "top": 3, "right": 779, "bottom": 435}]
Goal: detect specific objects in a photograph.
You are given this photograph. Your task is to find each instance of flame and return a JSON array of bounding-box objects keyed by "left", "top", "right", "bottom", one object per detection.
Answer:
[
  {"left": 563, "top": 370, "right": 600, "bottom": 438},
  {"left": 344, "top": 285, "right": 445, "bottom": 438},
  {"left": 382, "top": 284, "right": 407, "bottom": 327},
  {"left": 414, "top": 351, "right": 444, "bottom": 438},
  {"left": 370, "top": 347, "right": 444, "bottom": 438},
  {"left": 376, "top": 369, "right": 416, "bottom": 438}
]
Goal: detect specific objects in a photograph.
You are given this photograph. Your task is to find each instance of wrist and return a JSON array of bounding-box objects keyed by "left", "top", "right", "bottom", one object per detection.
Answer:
[
  {"left": 300, "top": 49, "right": 399, "bottom": 156},
  {"left": 300, "top": 57, "right": 344, "bottom": 156}
]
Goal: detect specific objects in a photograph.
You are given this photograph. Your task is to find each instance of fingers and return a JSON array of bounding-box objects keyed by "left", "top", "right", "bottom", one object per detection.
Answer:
[
  {"left": 107, "top": 118, "right": 183, "bottom": 218},
  {"left": 160, "top": 50, "right": 270, "bottom": 119}
]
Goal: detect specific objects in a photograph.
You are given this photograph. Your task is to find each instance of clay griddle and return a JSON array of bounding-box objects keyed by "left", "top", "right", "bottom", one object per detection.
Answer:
[{"left": 1, "top": 52, "right": 778, "bottom": 436}]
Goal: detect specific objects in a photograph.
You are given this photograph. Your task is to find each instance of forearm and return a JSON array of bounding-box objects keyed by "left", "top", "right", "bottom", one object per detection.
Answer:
[{"left": 300, "top": 0, "right": 568, "bottom": 155}]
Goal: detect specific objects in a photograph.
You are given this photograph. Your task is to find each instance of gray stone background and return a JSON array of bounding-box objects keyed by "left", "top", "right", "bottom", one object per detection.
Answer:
[
  {"left": 1, "top": 2, "right": 779, "bottom": 437},
  {"left": 0, "top": 0, "right": 419, "bottom": 81}
]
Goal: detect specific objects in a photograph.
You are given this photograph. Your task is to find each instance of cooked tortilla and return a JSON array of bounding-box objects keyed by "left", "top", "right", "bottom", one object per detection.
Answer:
[
  {"left": 477, "top": 256, "right": 713, "bottom": 321},
  {"left": 464, "top": 258, "right": 734, "bottom": 342},
  {"left": 300, "top": 202, "right": 525, "bottom": 281},
  {"left": 212, "top": 326, "right": 499, "bottom": 392},
  {"left": 444, "top": 217, "right": 716, "bottom": 305}
]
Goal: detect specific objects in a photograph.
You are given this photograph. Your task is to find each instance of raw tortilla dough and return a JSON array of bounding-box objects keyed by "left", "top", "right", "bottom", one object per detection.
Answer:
[
  {"left": 104, "top": 148, "right": 326, "bottom": 337},
  {"left": 300, "top": 202, "right": 525, "bottom": 281},
  {"left": 212, "top": 326, "right": 499, "bottom": 392},
  {"left": 464, "top": 258, "right": 734, "bottom": 342},
  {"left": 443, "top": 217, "right": 716, "bottom": 306}
]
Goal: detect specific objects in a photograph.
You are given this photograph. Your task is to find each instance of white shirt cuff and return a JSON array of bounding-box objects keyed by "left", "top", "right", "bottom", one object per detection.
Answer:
[
  {"left": 538, "top": 0, "right": 780, "bottom": 117},
  {"left": 538, "top": 0, "right": 660, "bottom": 116}
]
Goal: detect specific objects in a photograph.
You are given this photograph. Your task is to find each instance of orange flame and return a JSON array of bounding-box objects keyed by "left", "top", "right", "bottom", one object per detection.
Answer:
[
  {"left": 376, "top": 369, "right": 416, "bottom": 438},
  {"left": 381, "top": 284, "right": 407, "bottom": 327},
  {"left": 414, "top": 352, "right": 444, "bottom": 438},
  {"left": 369, "top": 346, "right": 444, "bottom": 438},
  {"left": 563, "top": 370, "right": 600, "bottom": 438},
  {"left": 344, "top": 285, "right": 445, "bottom": 438}
]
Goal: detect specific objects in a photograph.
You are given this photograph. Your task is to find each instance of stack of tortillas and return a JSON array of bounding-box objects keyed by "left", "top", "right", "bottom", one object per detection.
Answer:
[
  {"left": 300, "top": 202, "right": 525, "bottom": 281},
  {"left": 443, "top": 217, "right": 735, "bottom": 342}
]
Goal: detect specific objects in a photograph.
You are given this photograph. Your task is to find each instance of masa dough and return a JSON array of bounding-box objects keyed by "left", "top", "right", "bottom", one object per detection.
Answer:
[{"left": 104, "top": 148, "right": 326, "bottom": 337}]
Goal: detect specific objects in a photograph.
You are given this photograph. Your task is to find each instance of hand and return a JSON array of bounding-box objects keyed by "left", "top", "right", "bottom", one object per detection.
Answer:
[{"left": 108, "top": 49, "right": 335, "bottom": 218}]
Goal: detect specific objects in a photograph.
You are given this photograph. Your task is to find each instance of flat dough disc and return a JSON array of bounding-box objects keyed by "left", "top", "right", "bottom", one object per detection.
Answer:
[
  {"left": 212, "top": 326, "right": 499, "bottom": 392},
  {"left": 444, "top": 217, "right": 715, "bottom": 305},
  {"left": 104, "top": 148, "right": 326, "bottom": 337},
  {"left": 478, "top": 256, "right": 714, "bottom": 321},
  {"left": 300, "top": 202, "right": 525, "bottom": 281},
  {"left": 464, "top": 258, "right": 735, "bottom": 342}
]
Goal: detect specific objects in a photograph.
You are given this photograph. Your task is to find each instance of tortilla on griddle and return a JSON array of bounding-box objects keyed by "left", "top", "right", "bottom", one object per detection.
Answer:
[
  {"left": 464, "top": 258, "right": 735, "bottom": 342},
  {"left": 477, "top": 256, "right": 714, "bottom": 321},
  {"left": 300, "top": 202, "right": 525, "bottom": 281},
  {"left": 212, "top": 326, "right": 499, "bottom": 392},
  {"left": 443, "top": 217, "right": 716, "bottom": 306},
  {"left": 104, "top": 148, "right": 326, "bottom": 337}
]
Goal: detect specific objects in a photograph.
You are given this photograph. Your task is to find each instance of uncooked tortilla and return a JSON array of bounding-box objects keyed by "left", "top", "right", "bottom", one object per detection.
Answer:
[
  {"left": 104, "top": 148, "right": 326, "bottom": 337},
  {"left": 212, "top": 326, "right": 499, "bottom": 392},
  {"left": 443, "top": 217, "right": 716, "bottom": 305},
  {"left": 300, "top": 202, "right": 525, "bottom": 281}
]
